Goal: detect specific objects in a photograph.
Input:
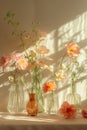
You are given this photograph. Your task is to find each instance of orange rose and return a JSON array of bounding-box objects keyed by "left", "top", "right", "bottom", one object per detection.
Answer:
[{"left": 43, "top": 81, "right": 56, "bottom": 93}]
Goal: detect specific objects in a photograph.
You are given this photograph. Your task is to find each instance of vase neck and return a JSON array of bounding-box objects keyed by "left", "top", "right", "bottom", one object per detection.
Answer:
[
  {"left": 71, "top": 82, "right": 76, "bottom": 94},
  {"left": 29, "top": 93, "right": 36, "bottom": 101}
]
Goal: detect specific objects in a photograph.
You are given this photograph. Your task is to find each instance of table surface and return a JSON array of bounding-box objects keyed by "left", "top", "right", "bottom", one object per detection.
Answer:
[{"left": 0, "top": 112, "right": 87, "bottom": 130}]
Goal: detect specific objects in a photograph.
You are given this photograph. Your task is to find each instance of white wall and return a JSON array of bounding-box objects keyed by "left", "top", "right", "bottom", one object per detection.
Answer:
[{"left": 0, "top": 0, "right": 87, "bottom": 111}]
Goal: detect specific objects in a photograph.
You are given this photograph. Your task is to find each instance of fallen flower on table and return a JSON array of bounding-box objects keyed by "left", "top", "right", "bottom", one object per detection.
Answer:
[
  {"left": 81, "top": 109, "right": 87, "bottom": 118},
  {"left": 59, "top": 101, "right": 77, "bottom": 119}
]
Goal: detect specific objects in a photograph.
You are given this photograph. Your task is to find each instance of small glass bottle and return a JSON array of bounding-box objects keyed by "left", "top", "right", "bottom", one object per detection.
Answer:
[{"left": 44, "top": 91, "right": 58, "bottom": 114}]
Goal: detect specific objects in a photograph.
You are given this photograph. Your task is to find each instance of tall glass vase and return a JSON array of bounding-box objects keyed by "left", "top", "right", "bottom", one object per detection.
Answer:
[
  {"left": 66, "top": 83, "right": 81, "bottom": 112},
  {"left": 7, "top": 83, "right": 28, "bottom": 114},
  {"left": 44, "top": 91, "right": 58, "bottom": 114}
]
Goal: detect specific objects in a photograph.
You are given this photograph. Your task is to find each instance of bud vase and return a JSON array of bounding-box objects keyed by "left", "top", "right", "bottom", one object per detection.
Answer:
[
  {"left": 44, "top": 91, "right": 58, "bottom": 114},
  {"left": 7, "top": 83, "right": 28, "bottom": 114},
  {"left": 26, "top": 93, "right": 38, "bottom": 116}
]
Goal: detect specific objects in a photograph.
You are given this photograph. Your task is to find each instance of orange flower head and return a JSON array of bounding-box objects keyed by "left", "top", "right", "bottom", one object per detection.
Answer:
[
  {"left": 43, "top": 81, "right": 56, "bottom": 93},
  {"left": 59, "top": 101, "right": 76, "bottom": 119},
  {"left": 66, "top": 42, "right": 80, "bottom": 57}
]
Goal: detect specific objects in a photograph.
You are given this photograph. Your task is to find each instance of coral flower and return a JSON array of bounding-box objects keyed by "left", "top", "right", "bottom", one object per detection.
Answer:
[
  {"left": 0, "top": 55, "right": 11, "bottom": 68},
  {"left": 36, "top": 45, "right": 49, "bottom": 54},
  {"left": 66, "top": 42, "right": 80, "bottom": 57},
  {"left": 43, "top": 81, "right": 56, "bottom": 93},
  {"left": 59, "top": 101, "right": 76, "bottom": 119},
  {"left": 16, "top": 56, "right": 28, "bottom": 70}
]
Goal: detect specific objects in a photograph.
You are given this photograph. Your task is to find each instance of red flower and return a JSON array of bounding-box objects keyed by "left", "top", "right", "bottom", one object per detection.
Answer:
[
  {"left": 43, "top": 81, "right": 56, "bottom": 93},
  {"left": 81, "top": 109, "right": 87, "bottom": 118},
  {"left": 59, "top": 101, "right": 77, "bottom": 119}
]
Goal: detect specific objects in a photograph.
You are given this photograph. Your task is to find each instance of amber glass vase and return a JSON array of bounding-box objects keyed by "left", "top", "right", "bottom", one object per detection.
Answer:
[{"left": 26, "top": 93, "right": 38, "bottom": 116}]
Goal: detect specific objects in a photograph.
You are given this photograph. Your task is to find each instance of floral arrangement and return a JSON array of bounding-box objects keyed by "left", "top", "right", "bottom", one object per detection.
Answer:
[
  {"left": 1, "top": 11, "right": 85, "bottom": 116},
  {"left": 3, "top": 11, "right": 54, "bottom": 114}
]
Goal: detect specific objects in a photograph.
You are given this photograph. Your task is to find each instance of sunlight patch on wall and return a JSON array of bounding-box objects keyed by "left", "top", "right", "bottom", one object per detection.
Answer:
[{"left": 46, "top": 11, "right": 87, "bottom": 54}]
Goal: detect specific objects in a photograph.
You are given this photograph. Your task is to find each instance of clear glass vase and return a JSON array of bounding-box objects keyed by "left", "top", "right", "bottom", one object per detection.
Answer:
[
  {"left": 7, "top": 83, "right": 28, "bottom": 114},
  {"left": 66, "top": 84, "right": 81, "bottom": 112},
  {"left": 44, "top": 91, "right": 58, "bottom": 114}
]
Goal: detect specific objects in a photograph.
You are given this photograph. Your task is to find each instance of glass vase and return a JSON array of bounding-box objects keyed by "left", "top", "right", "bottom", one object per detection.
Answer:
[
  {"left": 44, "top": 91, "right": 58, "bottom": 114},
  {"left": 7, "top": 83, "right": 28, "bottom": 114},
  {"left": 66, "top": 84, "right": 81, "bottom": 112},
  {"left": 26, "top": 93, "right": 38, "bottom": 116}
]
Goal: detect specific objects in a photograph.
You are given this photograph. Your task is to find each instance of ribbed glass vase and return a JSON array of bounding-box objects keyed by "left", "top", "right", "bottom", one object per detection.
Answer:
[{"left": 7, "top": 83, "right": 28, "bottom": 114}]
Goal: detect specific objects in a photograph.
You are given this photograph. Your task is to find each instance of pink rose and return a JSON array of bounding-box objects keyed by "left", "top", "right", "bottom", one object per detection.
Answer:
[{"left": 16, "top": 56, "right": 28, "bottom": 70}]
